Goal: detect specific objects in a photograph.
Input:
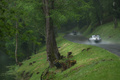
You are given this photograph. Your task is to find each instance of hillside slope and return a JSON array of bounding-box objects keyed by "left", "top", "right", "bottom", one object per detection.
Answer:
[{"left": 7, "top": 33, "right": 120, "bottom": 80}]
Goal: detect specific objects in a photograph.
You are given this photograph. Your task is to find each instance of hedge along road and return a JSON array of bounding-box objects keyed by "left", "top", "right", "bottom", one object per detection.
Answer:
[{"left": 64, "top": 32, "right": 120, "bottom": 56}]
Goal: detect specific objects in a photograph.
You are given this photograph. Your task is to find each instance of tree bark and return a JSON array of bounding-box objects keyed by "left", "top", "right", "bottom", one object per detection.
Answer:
[
  {"left": 15, "top": 21, "right": 18, "bottom": 63},
  {"left": 50, "top": 0, "right": 61, "bottom": 60},
  {"left": 42, "top": 0, "right": 61, "bottom": 67}
]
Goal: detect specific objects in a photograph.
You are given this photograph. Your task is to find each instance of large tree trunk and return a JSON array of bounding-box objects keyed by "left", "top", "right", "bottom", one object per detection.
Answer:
[
  {"left": 15, "top": 21, "right": 18, "bottom": 63},
  {"left": 50, "top": 0, "right": 61, "bottom": 60},
  {"left": 43, "top": 0, "right": 61, "bottom": 67}
]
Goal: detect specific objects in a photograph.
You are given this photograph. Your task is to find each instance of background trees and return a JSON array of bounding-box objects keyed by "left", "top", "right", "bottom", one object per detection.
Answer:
[
  {"left": 0, "top": 0, "right": 46, "bottom": 63},
  {"left": 0, "top": 0, "right": 119, "bottom": 66}
]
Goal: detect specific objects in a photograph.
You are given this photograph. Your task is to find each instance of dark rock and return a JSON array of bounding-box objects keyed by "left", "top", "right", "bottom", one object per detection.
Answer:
[
  {"left": 33, "top": 61, "right": 36, "bottom": 63},
  {"left": 68, "top": 52, "right": 72, "bottom": 55},
  {"left": 87, "top": 48, "right": 91, "bottom": 51},
  {"left": 68, "top": 55, "right": 73, "bottom": 58},
  {"left": 82, "top": 49, "right": 85, "bottom": 52},
  {"left": 70, "top": 60, "right": 76, "bottom": 66},
  {"left": 95, "top": 62, "right": 99, "bottom": 64},
  {"left": 29, "top": 63, "right": 32, "bottom": 65},
  {"left": 27, "top": 56, "right": 31, "bottom": 60},
  {"left": 109, "top": 59, "right": 113, "bottom": 61},
  {"left": 60, "top": 55, "right": 66, "bottom": 59},
  {"left": 36, "top": 72, "right": 40, "bottom": 74},
  {"left": 53, "top": 60, "right": 62, "bottom": 69},
  {"left": 67, "top": 52, "right": 72, "bottom": 58},
  {"left": 66, "top": 60, "right": 76, "bottom": 67}
]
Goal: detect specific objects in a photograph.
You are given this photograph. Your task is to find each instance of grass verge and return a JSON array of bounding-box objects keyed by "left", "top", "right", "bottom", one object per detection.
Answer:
[{"left": 7, "top": 33, "right": 120, "bottom": 80}]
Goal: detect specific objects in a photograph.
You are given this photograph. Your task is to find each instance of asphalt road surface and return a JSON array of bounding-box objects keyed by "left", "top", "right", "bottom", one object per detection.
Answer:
[{"left": 64, "top": 32, "right": 120, "bottom": 56}]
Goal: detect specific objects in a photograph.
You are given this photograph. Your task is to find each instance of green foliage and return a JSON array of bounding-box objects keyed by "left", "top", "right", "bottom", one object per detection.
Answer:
[
  {"left": 1, "top": 0, "right": 120, "bottom": 72},
  {"left": 0, "top": 0, "right": 46, "bottom": 61}
]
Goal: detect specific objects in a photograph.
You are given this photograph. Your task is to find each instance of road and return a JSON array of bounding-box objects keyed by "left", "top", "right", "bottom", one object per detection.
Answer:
[{"left": 64, "top": 32, "right": 120, "bottom": 56}]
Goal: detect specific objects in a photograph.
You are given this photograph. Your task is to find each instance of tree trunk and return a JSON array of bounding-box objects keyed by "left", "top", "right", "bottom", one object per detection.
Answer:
[
  {"left": 50, "top": 0, "right": 61, "bottom": 60},
  {"left": 114, "top": 17, "right": 118, "bottom": 28},
  {"left": 113, "top": 1, "right": 118, "bottom": 28},
  {"left": 42, "top": 0, "right": 61, "bottom": 67},
  {"left": 15, "top": 21, "right": 18, "bottom": 63}
]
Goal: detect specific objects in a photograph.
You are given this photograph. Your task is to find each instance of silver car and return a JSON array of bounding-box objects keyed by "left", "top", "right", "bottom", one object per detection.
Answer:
[{"left": 89, "top": 35, "right": 102, "bottom": 43}]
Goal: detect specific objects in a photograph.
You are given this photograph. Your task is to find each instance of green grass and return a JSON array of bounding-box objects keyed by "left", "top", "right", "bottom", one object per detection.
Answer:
[
  {"left": 82, "top": 21, "right": 120, "bottom": 43},
  {"left": 8, "top": 33, "right": 120, "bottom": 80}
]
